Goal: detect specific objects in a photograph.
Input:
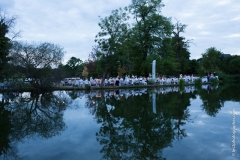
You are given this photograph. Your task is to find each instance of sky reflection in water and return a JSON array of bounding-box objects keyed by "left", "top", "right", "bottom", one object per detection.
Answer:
[{"left": 0, "top": 84, "right": 239, "bottom": 160}]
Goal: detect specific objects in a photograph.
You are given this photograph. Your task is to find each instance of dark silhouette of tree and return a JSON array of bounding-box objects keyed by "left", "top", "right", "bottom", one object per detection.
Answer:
[
  {"left": 85, "top": 89, "right": 195, "bottom": 159},
  {"left": 0, "top": 91, "right": 70, "bottom": 159},
  {"left": 9, "top": 41, "right": 65, "bottom": 91},
  {"left": 0, "top": 9, "right": 18, "bottom": 81},
  {"left": 172, "top": 20, "right": 191, "bottom": 74}
]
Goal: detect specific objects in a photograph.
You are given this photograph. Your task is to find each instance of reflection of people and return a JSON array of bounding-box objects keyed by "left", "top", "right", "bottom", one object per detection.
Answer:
[
  {"left": 207, "top": 74, "right": 210, "bottom": 82},
  {"left": 115, "top": 76, "right": 119, "bottom": 86},
  {"left": 207, "top": 85, "right": 210, "bottom": 93}
]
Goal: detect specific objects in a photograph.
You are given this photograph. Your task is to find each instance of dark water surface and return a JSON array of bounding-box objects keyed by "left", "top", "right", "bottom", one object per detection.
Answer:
[{"left": 0, "top": 84, "right": 239, "bottom": 160}]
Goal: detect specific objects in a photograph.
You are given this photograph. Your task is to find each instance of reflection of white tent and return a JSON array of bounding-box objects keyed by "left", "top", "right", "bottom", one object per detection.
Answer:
[{"left": 152, "top": 92, "right": 156, "bottom": 114}]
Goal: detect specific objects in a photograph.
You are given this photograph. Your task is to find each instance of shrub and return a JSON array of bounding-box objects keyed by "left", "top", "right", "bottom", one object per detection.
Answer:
[
  {"left": 233, "top": 75, "right": 240, "bottom": 82},
  {"left": 194, "top": 78, "right": 202, "bottom": 86},
  {"left": 217, "top": 72, "right": 231, "bottom": 82},
  {"left": 179, "top": 79, "right": 185, "bottom": 86},
  {"left": 210, "top": 78, "right": 219, "bottom": 84}
]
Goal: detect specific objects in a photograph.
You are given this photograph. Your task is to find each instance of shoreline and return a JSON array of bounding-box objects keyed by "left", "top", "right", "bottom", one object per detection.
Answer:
[{"left": 0, "top": 82, "right": 216, "bottom": 92}]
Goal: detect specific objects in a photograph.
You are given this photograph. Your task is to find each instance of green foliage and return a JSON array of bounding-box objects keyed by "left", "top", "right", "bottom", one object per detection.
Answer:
[
  {"left": 93, "top": 0, "right": 174, "bottom": 77},
  {"left": 217, "top": 73, "right": 240, "bottom": 83},
  {"left": 0, "top": 10, "right": 15, "bottom": 81},
  {"left": 179, "top": 79, "right": 185, "bottom": 86},
  {"left": 158, "top": 38, "right": 178, "bottom": 75},
  {"left": 210, "top": 78, "right": 219, "bottom": 84},
  {"left": 94, "top": 8, "right": 129, "bottom": 79},
  {"left": 233, "top": 75, "right": 240, "bottom": 82},
  {"left": 64, "top": 56, "right": 83, "bottom": 77},
  {"left": 85, "top": 60, "right": 98, "bottom": 78},
  {"left": 145, "top": 54, "right": 162, "bottom": 75},
  {"left": 171, "top": 21, "right": 191, "bottom": 74},
  {"left": 178, "top": 79, "right": 185, "bottom": 92},
  {"left": 201, "top": 47, "right": 223, "bottom": 72},
  {"left": 229, "top": 56, "right": 240, "bottom": 74},
  {"left": 186, "top": 59, "right": 199, "bottom": 74},
  {"left": 129, "top": 0, "right": 173, "bottom": 75},
  {"left": 197, "top": 66, "right": 205, "bottom": 77},
  {"left": 219, "top": 56, "right": 234, "bottom": 74},
  {"left": 194, "top": 78, "right": 202, "bottom": 86},
  {"left": 217, "top": 71, "right": 232, "bottom": 82}
]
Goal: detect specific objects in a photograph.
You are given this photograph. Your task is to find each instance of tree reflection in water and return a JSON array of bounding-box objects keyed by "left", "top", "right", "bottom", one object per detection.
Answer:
[
  {"left": 196, "top": 85, "right": 224, "bottom": 117},
  {"left": 85, "top": 87, "right": 196, "bottom": 160},
  {"left": 1, "top": 84, "right": 239, "bottom": 159},
  {"left": 0, "top": 91, "right": 70, "bottom": 159}
]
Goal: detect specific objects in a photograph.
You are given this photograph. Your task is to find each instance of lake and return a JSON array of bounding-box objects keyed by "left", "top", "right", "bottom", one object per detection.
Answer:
[{"left": 0, "top": 84, "right": 239, "bottom": 160}]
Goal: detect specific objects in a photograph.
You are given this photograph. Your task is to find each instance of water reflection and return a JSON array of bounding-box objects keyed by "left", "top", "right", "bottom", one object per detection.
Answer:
[
  {"left": 1, "top": 84, "right": 240, "bottom": 159},
  {"left": 83, "top": 86, "right": 195, "bottom": 159},
  {"left": 0, "top": 91, "right": 71, "bottom": 159},
  {"left": 85, "top": 91, "right": 173, "bottom": 159},
  {"left": 83, "top": 84, "right": 240, "bottom": 159}
]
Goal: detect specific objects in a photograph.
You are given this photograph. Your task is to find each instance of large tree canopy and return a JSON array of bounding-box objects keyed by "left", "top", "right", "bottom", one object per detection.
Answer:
[
  {"left": 95, "top": 7, "right": 130, "bottom": 83},
  {"left": 9, "top": 41, "right": 65, "bottom": 90},
  {"left": 129, "top": 0, "right": 173, "bottom": 75},
  {"left": 92, "top": 0, "right": 174, "bottom": 78},
  {"left": 10, "top": 41, "right": 64, "bottom": 68},
  {"left": 171, "top": 20, "right": 191, "bottom": 74}
]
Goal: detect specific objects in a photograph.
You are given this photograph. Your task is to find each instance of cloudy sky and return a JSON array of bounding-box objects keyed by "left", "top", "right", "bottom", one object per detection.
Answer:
[{"left": 1, "top": 0, "right": 240, "bottom": 64}]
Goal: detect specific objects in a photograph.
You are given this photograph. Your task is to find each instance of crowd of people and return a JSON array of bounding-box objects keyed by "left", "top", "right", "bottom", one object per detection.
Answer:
[{"left": 60, "top": 74, "right": 218, "bottom": 88}]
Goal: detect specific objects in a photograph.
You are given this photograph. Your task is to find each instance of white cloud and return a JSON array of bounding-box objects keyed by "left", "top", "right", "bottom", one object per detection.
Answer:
[
  {"left": 224, "top": 33, "right": 240, "bottom": 38},
  {"left": 217, "top": 0, "right": 231, "bottom": 5}
]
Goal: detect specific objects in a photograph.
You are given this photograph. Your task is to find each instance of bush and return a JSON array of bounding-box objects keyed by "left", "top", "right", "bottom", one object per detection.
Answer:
[
  {"left": 233, "top": 75, "right": 240, "bottom": 82},
  {"left": 217, "top": 72, "right": 231, "bottom": 82},
  {"left": 210, "top": 78, "right": 219, "bottom": 84},
  {"left": 179, "top": 79, "right": 185, "bottom": 86},
  {"left": 194, "top": 78, "right": 202, "bottom": 86},
  {"left": 178, "top": 79, "right": 185, "bottom": 92}
]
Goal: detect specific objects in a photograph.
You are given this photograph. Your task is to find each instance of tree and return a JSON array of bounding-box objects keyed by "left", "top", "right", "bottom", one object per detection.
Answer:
[
  {"left": 65, "top": 56, "right": 83, "bottom": 77},
  {"left": 129, "top": 0, "right": 173, "bottom": 76},
  {"left": 84, "top": 60, "right": 98, "bottom": 78},
  {"left": 219, "top": 55, "right": 233, "bottom": 74},
  {"left": 95, "top": 8, "right": 130, "bottom": 84},
  {"left": 0, "top": 10, "right": 17, "bottom": 81},
  {"left": 158, "top": 37, "right": 178, "bottom": 75},
  {"left": 229, "top": 56, "right": 240, "bottom": 74},
  {"left": 186, "top": 59, "right": 199, "bottom": 75},
  {"left": 172, "top": 20, "right": 191, "bottom": 74},
  {"left": 201, "top": 47, "right": 224, "bottom": 73},
  {"left": 9, "top": 41, "right": 65, "bottom": 90}
]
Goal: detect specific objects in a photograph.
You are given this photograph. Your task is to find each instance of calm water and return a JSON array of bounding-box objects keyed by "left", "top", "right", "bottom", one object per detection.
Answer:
[{"left": 0, "top": 84, "right": 239, "bottom": 160}]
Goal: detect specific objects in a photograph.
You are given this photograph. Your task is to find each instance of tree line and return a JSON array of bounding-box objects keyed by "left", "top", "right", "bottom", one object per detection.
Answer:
[
  {"left": 1, "top": 0, "right": 240, "bottom": 90},
  {"left": 82, "top": 0, "right": 240, "bottom": 82}
]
